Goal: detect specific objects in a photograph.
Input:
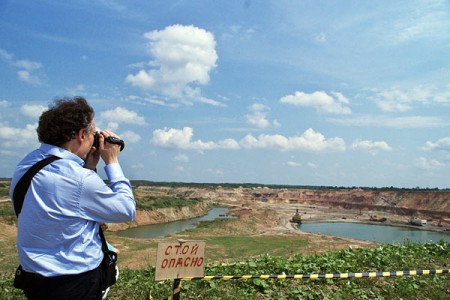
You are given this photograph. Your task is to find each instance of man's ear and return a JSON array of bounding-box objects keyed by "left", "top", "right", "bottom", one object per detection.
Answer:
[{"left": 75, "top": 128, "right": 86, "bottom": 143}]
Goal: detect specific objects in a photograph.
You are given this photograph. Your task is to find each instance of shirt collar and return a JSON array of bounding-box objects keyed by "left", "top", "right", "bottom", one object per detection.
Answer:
[{"left": 39, "top": 143, "right": 85, "bottom": 166}]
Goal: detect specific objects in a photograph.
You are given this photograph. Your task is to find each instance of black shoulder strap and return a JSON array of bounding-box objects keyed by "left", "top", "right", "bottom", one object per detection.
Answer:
[
  {"left": 98, "top": 225, "right": 110, "bottom": 253},
  {"left": 12, "top": 156, "right": 61, "bottom": 217}
]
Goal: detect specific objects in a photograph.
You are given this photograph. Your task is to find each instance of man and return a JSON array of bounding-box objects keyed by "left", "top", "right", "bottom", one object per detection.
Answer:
[{"left": 10, "top": 97, "right": 136, "bottom": 299}]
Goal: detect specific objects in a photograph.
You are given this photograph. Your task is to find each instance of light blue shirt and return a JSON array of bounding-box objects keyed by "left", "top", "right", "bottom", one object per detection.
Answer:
[{"left": 10, "top": 144, "right": 136, "bottom": 276}]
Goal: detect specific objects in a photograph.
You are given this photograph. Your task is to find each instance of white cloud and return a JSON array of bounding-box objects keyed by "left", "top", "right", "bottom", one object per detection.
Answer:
[
  {"left": 307, "top": 162, "right": 318, "bottom": 168},
  {"left": 422, "top": 137, "right": 450, "bottom": 151},
  {"left": 152, "top": 127, "right": 240, "bottom": 150},
  {"left": 287, "top": 161, "right": 302, "bottom": 167},
  {"left": 126, "top": 24, "right": 218, "bottom": 102},
  {"left": 15, "top": 59, "right": 42, "bottom": 71},
  {"left": 182, "top": 86, "right": 226, "bottom": 107},
  {"left": 145, "top": 98, "right": 168, "bottom": 106},
  {"left": 0, "top": 123, "right": 38, "bottom": 147},
  {"left": 371, "top": 85, "right": 450, "bottom": 112},
  {"left": 126, "top": 70, "right": 155, "bottom": 88},
  {"left": 20, "top": 104, "right": 47, "bottom": 119},
  {"left": 217, "top": 138, "right": 240, "bottom": 149},
  {"left": 246, "top": 111, "right": 269, "bottom": 129},
  {"left": 174, "top": 154, "right": 189, "bottom": 162},
  {"left": 152, "top": 127, "right": 346, "bottom": 153},
  {"left": 329, "top": 115, "right": 449, "bottom": 128},
  {"left": 378, "top": 1, "right": 450, "bottom": 44},
  {"left": 105, "top": 122, "right": 119, "bottom": 131},
  {"left": 0, "top": 100, "right": 9, "bottom": 108},
  {"left": 0, "top": 49, "right": 13, "bottom": 61},
  {"left": 221, "top": 25, "right": 256, "bottom": 42},
  {"left": 100, "top": 107, "right": 147, "bottom": 125},
  {"left": 151, "top": 127, "right": 346, "bottom": 152},
  {"left": 0, "top": 149, "right": 21, "bottom": 157},
  {"left": 17, "top": 71, "right": 37, "bottom": 85},
  {"left": 152, "top": 127, "right": 193, "bottom": 149},
  {"left": 131, "top": 95, "right": 180, "bottom": 108},
  {"left": 65, "top": 84, "right": 86, "bottom": 96},
  {"left": 351, "top": 139, "right": 392, "bottom": 154},
  {"left": 119, "top": 130, "right": 141, "bottom": 143},
  {"left": 249, "top": 103, "right": 266, "bottom": 111},
  {"left": 240, "top": 128, "right": 346, "bottom": 152},
  {"left": 152, "top": 127, "right": 216, "bottom": 150},
  {"left": 97, "top": 0, "right": 126, "bottom": 12},
  {"left": 245, "top": 103, "right": 280, "bottom": 129},
  {"left": 197, "top": 95, "right": 226, "bottom": 107},
  {"left": 280, "top": 91, "right": 351, "bottom": 114},
  {"left": 414, "top": 157, "right": 444, "bottom": 170},
  {"left": 0, "top": 48, "right": 44, "bottom": 85},
  {"left": 315, "top": 32, "right": 327, "bottom": 43},
  {"left": 373, "top": 88, "right": 421, "bottom": 112}
]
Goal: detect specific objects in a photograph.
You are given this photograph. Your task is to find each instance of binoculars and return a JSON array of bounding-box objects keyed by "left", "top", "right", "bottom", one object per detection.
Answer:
[{"left": 93, "top": 133, "right": 125, "bottom": 151}]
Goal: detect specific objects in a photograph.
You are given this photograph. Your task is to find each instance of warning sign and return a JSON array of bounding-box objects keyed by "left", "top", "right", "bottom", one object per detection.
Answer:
[{"left": 155, "top": 240, "right": 206, "bottom": 281}]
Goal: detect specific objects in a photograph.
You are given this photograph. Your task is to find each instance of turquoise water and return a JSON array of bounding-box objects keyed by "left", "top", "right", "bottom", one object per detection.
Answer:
[
  {"left": 117, "top": 207, "right": 450, "bottom": 243},
  {"left": 298, "top": 222, "right": 450, "bottom": 243},
  {"left": 117, "top": 207, "right": 233, "bottom": 239}
]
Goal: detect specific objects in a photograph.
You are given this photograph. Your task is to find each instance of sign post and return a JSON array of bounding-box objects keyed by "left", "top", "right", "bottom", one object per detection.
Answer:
[{"left": 155, "top": 240, "right": 206, "bottom": 299}]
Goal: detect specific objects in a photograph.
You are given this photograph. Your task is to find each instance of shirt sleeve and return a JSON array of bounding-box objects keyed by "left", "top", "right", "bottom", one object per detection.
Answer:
[{"left": 78, "top": 163, "right": 136, "bottom": 223}]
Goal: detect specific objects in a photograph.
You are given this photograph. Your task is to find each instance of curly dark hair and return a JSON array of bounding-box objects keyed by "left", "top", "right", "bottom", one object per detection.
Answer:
[{"left": 37, "top": 97, "right": 95, "bottom": 147}]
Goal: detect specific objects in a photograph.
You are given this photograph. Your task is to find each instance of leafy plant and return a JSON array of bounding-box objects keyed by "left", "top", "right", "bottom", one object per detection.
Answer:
[{"left": 1, "top": 241, "right": 448, "bottom": 299}]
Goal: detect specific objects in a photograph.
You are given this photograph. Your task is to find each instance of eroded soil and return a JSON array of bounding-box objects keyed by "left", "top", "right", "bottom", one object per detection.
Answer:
[{"left": 1, "top": 184, "right": 449, "bottom": 272}]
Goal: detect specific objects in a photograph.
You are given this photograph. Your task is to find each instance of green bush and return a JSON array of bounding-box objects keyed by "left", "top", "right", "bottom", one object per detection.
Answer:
[{"left": 1, "top": 241, "right": 448, "bottom": 299}]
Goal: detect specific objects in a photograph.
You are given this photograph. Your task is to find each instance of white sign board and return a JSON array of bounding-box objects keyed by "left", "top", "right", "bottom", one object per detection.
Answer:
[{"left": 155, "top": 240, "right": 206, "bottom": 281}]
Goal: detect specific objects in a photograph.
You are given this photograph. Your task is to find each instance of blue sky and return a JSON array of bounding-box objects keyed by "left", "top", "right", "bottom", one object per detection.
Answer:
[{"left": 1, "top": 0, "right": 450, "bottom": 188}]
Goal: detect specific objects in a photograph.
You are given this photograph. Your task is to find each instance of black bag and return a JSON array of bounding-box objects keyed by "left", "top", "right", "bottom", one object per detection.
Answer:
[
  {"left": 99, "top": 226, "right": 118, "bottom": 290},
  {"left": 13, "top": 265, "right": 26, "bottom": 289}
]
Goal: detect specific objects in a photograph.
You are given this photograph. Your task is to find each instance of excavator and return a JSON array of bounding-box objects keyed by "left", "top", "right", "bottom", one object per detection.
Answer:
[{"left": 291, "top": 208, "right": 302, "bottom": 224}]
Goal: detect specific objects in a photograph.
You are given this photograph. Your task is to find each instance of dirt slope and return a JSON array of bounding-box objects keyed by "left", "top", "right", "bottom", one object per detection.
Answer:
[{"left": 184, "top": 186, "right": 450, "bottom": 218}]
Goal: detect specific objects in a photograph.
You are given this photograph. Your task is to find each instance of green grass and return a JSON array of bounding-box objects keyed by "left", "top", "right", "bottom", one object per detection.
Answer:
[
  {"left": 1, "top": 241, "right": 448, "bottom": 299},
  {"left": 0, "top": 203, "right": 14, "bottom": 217},
  {"left": 208, "top": 236, "right": 309, "bottom": 259}
]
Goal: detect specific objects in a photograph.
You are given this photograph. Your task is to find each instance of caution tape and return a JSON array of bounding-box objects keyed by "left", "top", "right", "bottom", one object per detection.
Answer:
[
  {"left": 165, "top": 269, "right": 449, "bottom": 299},
  {"left": 179, "top": 269, "right": 449, "bottom": 281}
]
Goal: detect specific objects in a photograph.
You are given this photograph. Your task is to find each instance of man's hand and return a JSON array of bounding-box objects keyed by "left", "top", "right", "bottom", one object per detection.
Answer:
[
  {"left": 99, "top": 130, "right": 121, "bottom": 165},
  {"left": 84, "top": 141, "right": 101, "bottom": 170}
]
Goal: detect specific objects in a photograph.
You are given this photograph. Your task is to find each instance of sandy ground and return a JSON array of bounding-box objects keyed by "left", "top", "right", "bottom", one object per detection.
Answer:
[
  {"left": 109, "top": 200, "right": 385, "bottom": 269},
  {"left": 1, "top": 198, "right": 448, "bottom": 271},
  {"left": 224, "top": 197, "right": 449, "bottom": 232}
]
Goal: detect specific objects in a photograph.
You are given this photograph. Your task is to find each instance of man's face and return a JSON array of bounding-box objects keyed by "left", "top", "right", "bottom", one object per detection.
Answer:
[
  {"left": 88, "top": 119, "right": 97, "bottom": 143},
  {"left": 82, "top": 119, "right": 97, "bottom": 159}
]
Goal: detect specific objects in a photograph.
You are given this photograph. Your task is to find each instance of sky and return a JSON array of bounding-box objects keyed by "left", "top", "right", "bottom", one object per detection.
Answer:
[{"left": 1, "top": 0, "right": 450, "bottom": 188}]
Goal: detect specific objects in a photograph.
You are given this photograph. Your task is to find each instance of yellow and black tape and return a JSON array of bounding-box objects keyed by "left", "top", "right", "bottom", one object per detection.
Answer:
[
  {"left": 165, "top": 269, "right": 449, "bottom": 300},
  {"left": 180, "top": 269, "right": 449, "bottom": 281}
]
